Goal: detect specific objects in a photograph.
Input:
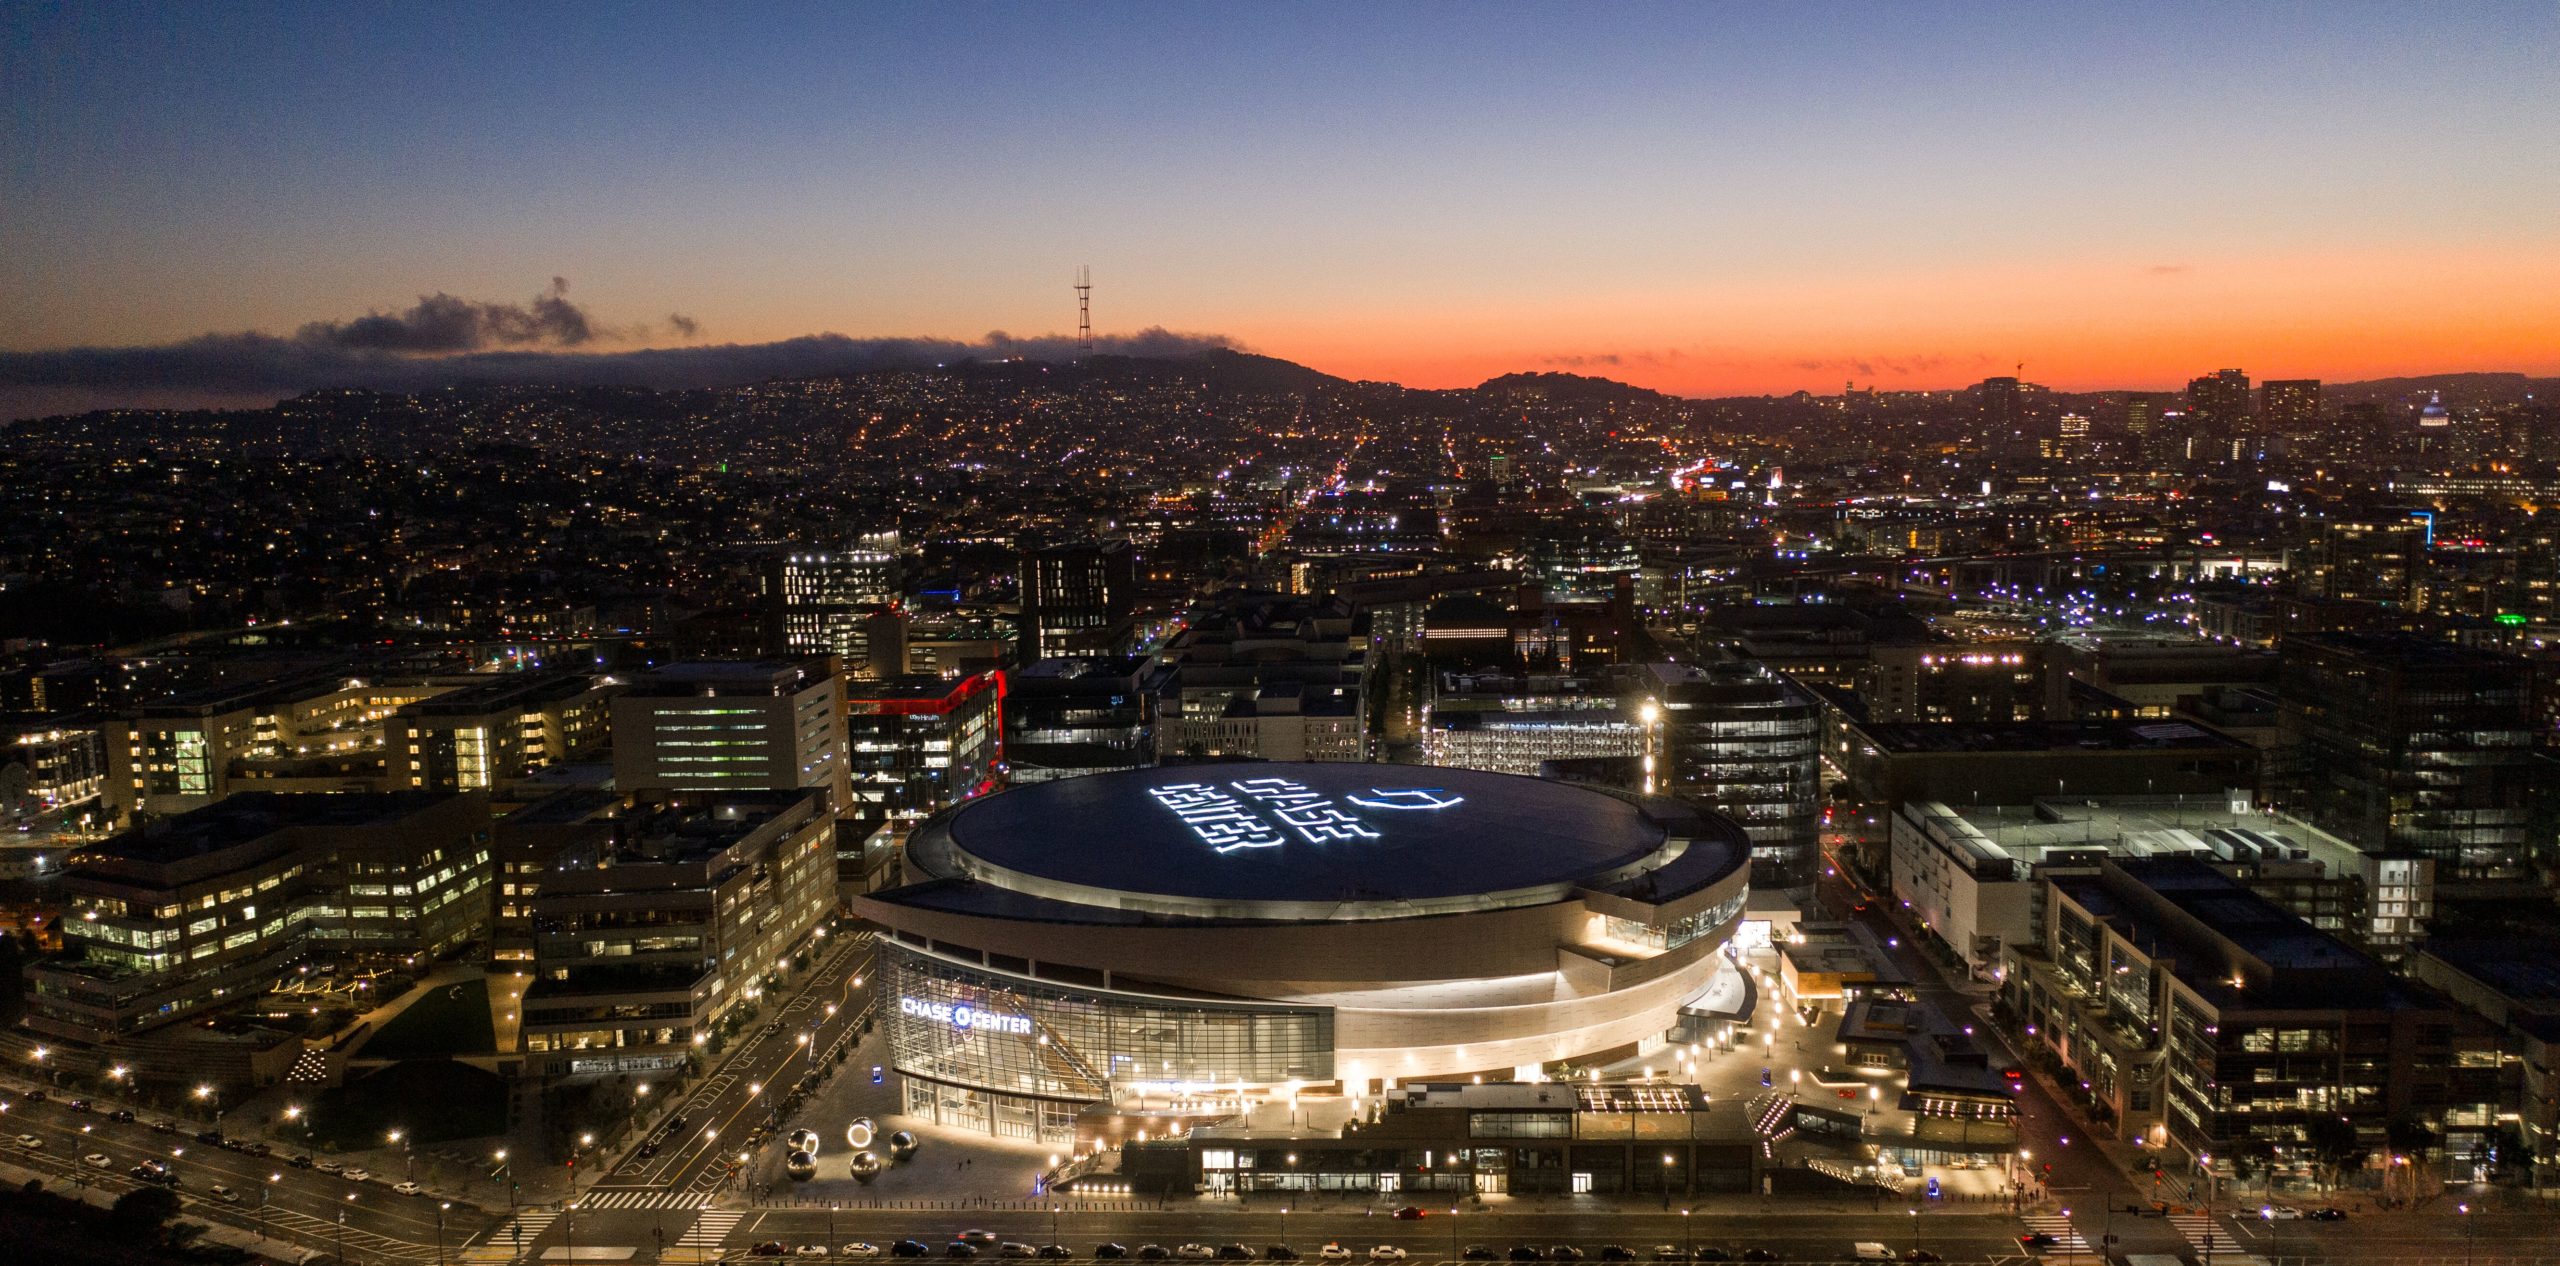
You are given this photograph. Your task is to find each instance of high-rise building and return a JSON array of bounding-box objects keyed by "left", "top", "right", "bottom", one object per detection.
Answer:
[
  {"left": 2038, "top": 413, "right": 2091, "bottom": 461},
  {"left": 392, "top": 670, "right": 619, "bottom": 791},
  {"left": 1976, "top": 376, "right": 2022, "bottom": 434},
  {"left": 1018, "top": 540, "right": 1138, "bottom": 661},
  {"left": 1642, "top": 660, "right": 1821, "bottom": 888},
  {"left": 2294, "top": 515, "right": 2427, "bottom": 607},
  {"left": 609, "top": 660, "right": 850, "bottom": 810},
  {"left": 842, "top": 671, "right": 1006, "bottom": 820},
  {"left": 2259, "top": 378, "right": 2323, "bottom": 452},
  {"left": 2122, "top": 394, "right": 2159, "bottom": 456},
  {"left": 2186, "top": 368, "right": 2254, "bottom": 455},
  {"left": 2275, "top": 633, "right": 2536, "bottom": 880},
  {"left": 763, "top": 549, "right": 901, "bottom": 676}
]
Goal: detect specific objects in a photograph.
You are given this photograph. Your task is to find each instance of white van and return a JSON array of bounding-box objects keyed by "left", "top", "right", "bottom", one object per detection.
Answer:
[{"left": 1853, "top": 1245, "right": 1894, "bottom": 1262}]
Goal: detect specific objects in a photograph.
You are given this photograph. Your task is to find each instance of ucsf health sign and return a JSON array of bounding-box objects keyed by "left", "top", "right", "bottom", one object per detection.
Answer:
[
  {"left": 1146, "top": 777, "right": 1464, "bottom": 856},
  {"left": 900, "top": 995, "right": 1033, "bottom": 1035}
]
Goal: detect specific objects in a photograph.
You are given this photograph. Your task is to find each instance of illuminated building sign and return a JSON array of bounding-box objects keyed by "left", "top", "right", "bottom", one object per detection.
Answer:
[
  {"left": 899, "top": 996, "right": 1033, "bottom": 1035},
  {"left": 1146, "top": 778, "right": 1462, "bottom": 854}
]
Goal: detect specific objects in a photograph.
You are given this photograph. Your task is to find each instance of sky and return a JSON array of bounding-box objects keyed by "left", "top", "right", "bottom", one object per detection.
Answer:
[{"left": 3, "top": 1, "right": 2557, "bottom": 407}]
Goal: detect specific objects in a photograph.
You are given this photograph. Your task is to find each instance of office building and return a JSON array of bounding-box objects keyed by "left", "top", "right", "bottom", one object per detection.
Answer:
[
  {"left": 517, "top": 788, "right": 837, "bottom": 1076},
  {"left": 2259, "top": 379, "right": 2323, "bottom": 452},
  {"left": 2186, "top": 369, "right": 2254, "bottom": 453},
  {"left": 392, "top": 671, "right": 618, "bottom": 792},
  {"left": 1833, "top": 718, "right": 2258, "bottom": 809},
  {"left": 1001, "top": 657, "right": 1153, "bottom": 784},
  {"left": 24, "top": 791, "right": 494, "bottom": 1048},
  {"left": 1642, "top": 661, "right": 1822, "bottom": 888},
  {"left": 1420, "top": 672, "right": 1640, "bottom": 777},
  {"left": 763, "top": 548, "right": 903, "bottom": 675},
  {"left": 609, "top": 660, "right": 850, "bottom": 810},
  {"left": 842, "top": 670, "right": 1005, "bottom": 820},
  {"left": 1018, "top": 540, "right": 1138, "bottom": 661},
  {"left": 2275, "top": 634, "right": 2536, "bottom": 881},
  {"left": 2000, "top": 858, "right": 2501, "bottom": 1164}
]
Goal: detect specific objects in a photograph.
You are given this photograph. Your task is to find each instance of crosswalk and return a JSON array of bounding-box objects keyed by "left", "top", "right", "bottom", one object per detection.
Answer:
[
  {"left": 458, "top": 1210, "right": 560, "bottom": 1263},
  {"left": 674, "top": 1210, "right": 748, "bottom": 1255},
  {"left": 2020, "top": 1213, "right": 2091, "bottom": 1255},
  {"left": 579, "top": 1186, "right": 716, "bottom": 1210},
  {"left": 2169, "top": 1213, "right": 2248, "bottom": 1261}
]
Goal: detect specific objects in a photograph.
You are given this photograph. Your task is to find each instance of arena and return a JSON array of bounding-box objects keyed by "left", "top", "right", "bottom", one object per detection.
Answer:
[{"left": 852, "top": 764, "right": 1751, "bottom": 1144}]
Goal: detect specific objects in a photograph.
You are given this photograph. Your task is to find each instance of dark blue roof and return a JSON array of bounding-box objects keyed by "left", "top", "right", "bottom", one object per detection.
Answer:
[{"left": 943, "top": 764, "right": 1667, "bottom": 906}]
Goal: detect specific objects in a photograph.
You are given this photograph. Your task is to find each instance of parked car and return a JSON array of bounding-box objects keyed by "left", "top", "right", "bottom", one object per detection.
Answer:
[
  {"left": 1509, "top": 1250, "right": 1544, "bottom": 1263},
  {"left": 1002, "top": 1246, "right": 1039, "bottom": 1259},
  {"left": 1264, "top": 1248, "right": 1299, "bottom": 1261},
  {"left": 843, "top": 1246, "right": 883, "bottom": 1259},
  {"left": 959, "top": 1233, "right": 1002, "bottom": 1248},
  {"left": 799, "top": 1249, "right": 834, "bottom": 1260},
  {"left": 750, "top": 1245, "right": 788, "bottom": 1259},
  {"left": 67, "top": 1099, "right": 92, "bottom": 1113},
  {"left": 1317, "top": 1248, "right": 1352, "bottom": 1263},
  {"left": 1464, "top": 1249, "right": 1498, "bottom": 1262},
  {"left": 150, "top": 1120, "right": 179, "bottom": 1135},
  {"left": 82, "top": 1153, "right": 114, "bottom": 1169},
  {"left": 1176, "top": 1248, "right": 1214, "bottom": 1262},
  {"left": 891, "top": 1241, "right": 932, "bottom": 1258},
  {"left": 1216, "top": 1247, "right": 1255, "bottom": 1261},
  {"left": 1600, "top": 1249, "right": 1636, "bottom": 1262},
  {"left": 2017, "top": 1235, "right": 2059, "bottom": 1249},
  {"left": 1692, "top": 1251, "right": 1731, "bottom": 1263},
  {"left": 195, "top": 1130, "right": 224, "bottom": 1144},
  {"left": 1368, "top": 1250, "right": 1408, "bottom": 1263},
  {"left": 289, "top": 1155, "right": 315, "bottom": 1169},
  {"left": 1036, "top": 1248, "right": 1073, "bottom": 1260},
  {"left": 108, "top": 1109, "right": 137, "bottom": 1123},
  {"left": 13, "top": 1134, "right": 42, "bottom": 1149},
  {"left": 1091, "top": 1247, "right": 1127, "bottom": 1261},
  {"left": 1551, "top": 1250, "right": 1585, "bottom": 1263},
  {"left": 1648, "top": 1248, "right": 1686, "bottom": 1262},
  {"left": 394, "top": 1181, "right": 424, "bottom": 1196},
  {"left": 1136, "top": 1249, "right": 1171, "bottom": 1263},
  {"left": 1853, "top": 1245, "right": 1895, "bottom": 1263},
  {"left": 2308, "top": 1209, "right": 2347, "bottom": 1222},
  {"left": 1739, "top": 1251, "right": 1779, "bottom": 1264},
  {"left": 341, "top": 1168, "right": 372, "bottom": 1183},
  {"left": 314, "top": 1160, "right": 344, "bottom": 1175},
  {"left": 947, "top": 1246, "right": 980, "bottom": 1260},
  {"left": 1901, "top": 1252, "right": 1943, "bottom": 1263},
  {"left": 210, "top": 1184, "right": 242, "bottom": 1204}
]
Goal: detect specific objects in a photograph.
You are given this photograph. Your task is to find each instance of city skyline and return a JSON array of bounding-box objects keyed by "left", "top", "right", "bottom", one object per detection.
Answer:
[{"left": 5, "top": 2, "right": 2558, "bottom": 412}]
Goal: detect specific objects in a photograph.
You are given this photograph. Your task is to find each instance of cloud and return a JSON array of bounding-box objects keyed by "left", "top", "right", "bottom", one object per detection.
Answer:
[
  {"left": 0, "top": 288, "right": 1240, "bottom": 417},
  {"left": 1788, "top": 352, "right": 1994, "bottom": 379},
  {"left": 2144, "top": 263, "right": 2192, "bottom": 275},
  {"left": 295, "top": 277, "right": 599, "bottom": 352}
]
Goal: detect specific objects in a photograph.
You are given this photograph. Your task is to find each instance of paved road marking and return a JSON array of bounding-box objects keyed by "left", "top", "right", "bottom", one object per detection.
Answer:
[
  {"left": 674, "top": 1209, "right": 749, "bottom": 1251},
  {"left": 2019, "top": 1213, "right": 2091, "bottom": 1254},
  {"left": 581, "top": 1186, "right": 717, "bottom": 1210}
]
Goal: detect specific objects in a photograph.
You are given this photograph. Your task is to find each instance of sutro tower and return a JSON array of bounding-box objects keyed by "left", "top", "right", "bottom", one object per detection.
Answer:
[{"left": 1075, "top": 266, "right": 1092, "bottom": 354}]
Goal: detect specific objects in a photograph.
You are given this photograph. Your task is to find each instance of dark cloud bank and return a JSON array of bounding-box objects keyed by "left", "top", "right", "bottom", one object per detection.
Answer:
[{"left": 0, "top": 280, "right": 1236, "bottom": 418}]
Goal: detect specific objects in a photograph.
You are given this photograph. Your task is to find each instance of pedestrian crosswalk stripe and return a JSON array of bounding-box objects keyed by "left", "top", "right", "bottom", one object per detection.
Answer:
[
  {"left": 578, "top": 1187, "right": 715, "bottom": 1210},
  {"left": 2020, "top": 1214, "right": 2091, "bottom": 1253},
  {"left": 674, "top": 1210, "right": 746, "bottom": 1249},
  {"left": 467, "top": 1211, "right": 560, "bottom": 1262}
]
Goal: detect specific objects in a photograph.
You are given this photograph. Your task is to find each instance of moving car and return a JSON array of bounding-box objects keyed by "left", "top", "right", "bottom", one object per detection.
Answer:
[
  {"left": 2017, "top": 1235, "right": 2059, "bottom": 1249},
  {"left": 2308, "top": 1209, "right": 2347, "bottom": 1222},
  {"left": 959, "top": 1233, "right": 1002, "bottom": 1248},
  {"left": 210, "top": 1184, "right": 242, "bottom": 1204},
  {"left": 1391, "top": 1208, "right": 1426, "bottom": 1221},
  {"left": 68, "top": 1099, "right": 92, "bottom": 1113},
  {"left": 108, "top": 1109, "right": 137, "bottom": 1123},
  {"left": 150, "top": 1121, "right": 179, "bottom": 1135},
  {"left": 2261, "top": 1208, "right": 2302, "bottom": 1222},
  {"left": 13, "top": 1134, "right": 41, "bottom": 1149},
  {"left": 394, "top": 1181, "right": 423, "bottom": 1196},
  {"left": 83, "top": 1153, "right": 114, "bottom": 1169}
]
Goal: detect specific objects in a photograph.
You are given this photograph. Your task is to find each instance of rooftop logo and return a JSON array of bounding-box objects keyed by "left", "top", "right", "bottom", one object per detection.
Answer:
[{"left": 1147, "top": 778, "right": 1462, "bottom": 854}]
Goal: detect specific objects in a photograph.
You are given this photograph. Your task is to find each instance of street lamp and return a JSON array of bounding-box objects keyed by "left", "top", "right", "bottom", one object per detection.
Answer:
[
  {"left": 436, "top": 1200, "right": 452, "bottom": 1266},
  {"left": 194, "top": 1083, "right": 218, "bottom": 1125},
  {"left": 1681, "top": 1209, "right": 1692, "bottom": 1261},
  {"left": 2459, "top": 1201, "right": 2475, "bottom": 1266},
  {"left": 1661, "top": 1153, "right": 1675, "bottom": 1210}
]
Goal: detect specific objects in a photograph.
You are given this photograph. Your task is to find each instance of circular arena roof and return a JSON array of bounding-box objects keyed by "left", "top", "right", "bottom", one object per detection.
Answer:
[{"left": 939, "top": 764, "right": 1675, "bottom": 919}]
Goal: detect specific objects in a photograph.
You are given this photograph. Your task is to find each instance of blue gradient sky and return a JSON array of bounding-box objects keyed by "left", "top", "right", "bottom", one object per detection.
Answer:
[{"left": 4, "top": 1, "right": 2555, "bottom": 394}]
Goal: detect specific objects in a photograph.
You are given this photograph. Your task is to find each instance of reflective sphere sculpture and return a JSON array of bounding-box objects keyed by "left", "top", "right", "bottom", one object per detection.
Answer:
[
  {"left": 888, "top": 1130, "right": 919, "bottom": 1160},
  {"left": 849, "top": 1149, "right": 884, "bottom": 1183},
  {"left": 846, "top": 1116, "right": 877, "bottom": 1150},
  {"left": 784, "top": 1150, "right": 818, "bottom": 1182},
  {"left": 786, "top": 1128, "right": 822, "bottom": 1156}
]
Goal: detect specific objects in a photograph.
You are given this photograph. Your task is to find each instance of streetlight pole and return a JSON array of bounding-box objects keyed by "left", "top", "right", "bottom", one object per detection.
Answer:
[
  {"left": 2459, "top": 1201, "right": 2474, "bottom": 1266},
  {"left": 1681, "top": 1209, "right": 1691, "bottom": 1261},
  {"left": 436, "top": 1201, "right": 450, "bottom": 1266}
]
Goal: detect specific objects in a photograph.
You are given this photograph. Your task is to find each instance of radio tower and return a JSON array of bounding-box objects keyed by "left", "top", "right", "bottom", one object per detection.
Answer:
[{"left": 1075, "top": 266, "right": 1092, "bottom": 355}]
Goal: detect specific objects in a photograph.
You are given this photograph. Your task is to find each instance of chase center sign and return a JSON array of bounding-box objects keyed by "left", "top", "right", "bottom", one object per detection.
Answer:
[{"left": 1145, "top": 776, "right": 1464, "bottom": 854}]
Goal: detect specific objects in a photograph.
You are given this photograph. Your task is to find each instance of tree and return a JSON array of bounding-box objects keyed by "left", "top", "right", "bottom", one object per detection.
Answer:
[
  {"left": 2385, "top": 1111, "right": 2440, "bottom": 1161},
  {"left": 110, "top": 1185, "right": 182, "bottom": 1238},
  {"left": 2306, "top": 1115, "right": 2364, "bottom": 1191}
]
